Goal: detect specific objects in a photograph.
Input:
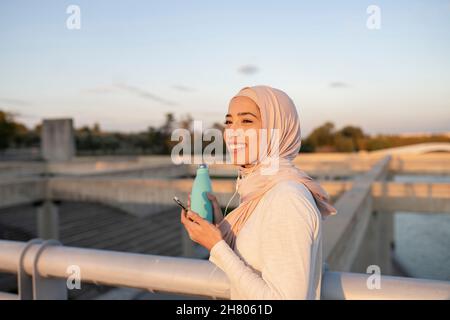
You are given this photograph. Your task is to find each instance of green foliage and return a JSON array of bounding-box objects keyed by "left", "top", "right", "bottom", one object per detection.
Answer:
[
  {"left": 305, "top": 122, "right": 335, "bottom": 147},
  {"left": 1, "top": 109, "right": 449, "bottom": 155},
  {"left": 74, "top": 114, "right": 177, "bottom": 155},
  {"left": 0, "top": 111, "right": 40, "bottom": 150},
  {"left": 0, "top": 111, "right": 16, "bottom": 150},
  {"left": 301, "top": 122, "right": 449, "bottom": 153}
]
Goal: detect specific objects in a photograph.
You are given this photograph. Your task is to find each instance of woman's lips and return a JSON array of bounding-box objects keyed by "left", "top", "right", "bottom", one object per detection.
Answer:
[{"left": 227, "top": 142, "right": 246, "bottom": 151}]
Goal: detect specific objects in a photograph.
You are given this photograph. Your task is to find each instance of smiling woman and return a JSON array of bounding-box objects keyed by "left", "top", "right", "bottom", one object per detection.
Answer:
[
  {"left": 224, "top": 95, "right": 262, "bottom": 166},
  {"left": 181, "top": 85, "right": 337, "bottom": 300}
]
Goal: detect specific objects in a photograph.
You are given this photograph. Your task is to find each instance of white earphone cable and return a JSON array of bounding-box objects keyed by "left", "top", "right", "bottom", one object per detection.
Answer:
[
  {"left": 223, "top": 163, "right": 258, "bottom": 216},
  {"left": 224, "top": 172, "right": 239, "bottom": 216}
]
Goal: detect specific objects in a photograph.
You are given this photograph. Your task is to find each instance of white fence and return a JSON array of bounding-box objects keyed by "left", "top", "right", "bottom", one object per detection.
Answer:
[{"left": 0, "top": 239, "right": 449, "bottom": 300}]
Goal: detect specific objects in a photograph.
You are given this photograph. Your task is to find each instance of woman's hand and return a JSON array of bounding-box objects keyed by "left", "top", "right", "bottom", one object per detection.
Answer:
[
  {"left": 207, "top": 192, "right": 224, "bottom": 226},
  {"left": 180, "top": 195, "right": 223, "bottom": 252}
]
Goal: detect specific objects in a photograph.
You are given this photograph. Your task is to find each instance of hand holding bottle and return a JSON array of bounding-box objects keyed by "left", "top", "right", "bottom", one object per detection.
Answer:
[{"left": 206, "top": 192, "right": 224, "bottom": 226}]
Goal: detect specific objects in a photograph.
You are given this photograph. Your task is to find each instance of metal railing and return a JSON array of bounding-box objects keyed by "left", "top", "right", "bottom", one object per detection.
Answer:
[{"left": 0, "top": 239, "right": 449, "bottom": 300}]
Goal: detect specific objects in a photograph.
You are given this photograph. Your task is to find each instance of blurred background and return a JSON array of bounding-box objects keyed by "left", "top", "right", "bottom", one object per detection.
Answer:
[{"left": 0, "top": 0, "right": 449, "bottom": 300}]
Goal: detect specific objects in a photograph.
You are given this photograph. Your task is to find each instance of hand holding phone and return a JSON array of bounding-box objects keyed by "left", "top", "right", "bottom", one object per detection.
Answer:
[{"left": 175, "top": 196, "right": 196, "bottom": 223}]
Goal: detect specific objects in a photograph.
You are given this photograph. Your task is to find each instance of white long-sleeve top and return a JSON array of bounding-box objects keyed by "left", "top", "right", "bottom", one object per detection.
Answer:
[{"left": 208, "top": 180, "right": 323, "bottom": 300}]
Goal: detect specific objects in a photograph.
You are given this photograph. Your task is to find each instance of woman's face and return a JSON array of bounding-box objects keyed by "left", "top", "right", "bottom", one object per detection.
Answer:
[{"left": 224, "top": 96, "right": 262, "bottom": 166}]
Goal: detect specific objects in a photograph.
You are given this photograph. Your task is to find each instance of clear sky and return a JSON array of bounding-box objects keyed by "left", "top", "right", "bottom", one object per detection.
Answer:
[{"left": 1, "top": 0, "right": 449, "bottom": 136}]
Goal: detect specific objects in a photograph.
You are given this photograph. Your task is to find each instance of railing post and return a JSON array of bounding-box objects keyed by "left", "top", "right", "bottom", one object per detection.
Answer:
[
  {"left": 36, "top": 200, "right": 59, "bottom": 240},
  {"left": 32, "top": 240, "right": 68, "bottom": 300},
  {"left": 377, "top": 211, "right": 394, "bottom": 275},
  {"left": 18, "top": 239, "right": 42, "bottom": 300},
  {"left": 17, "top": 239, "right": 68, "bottom": 300}
]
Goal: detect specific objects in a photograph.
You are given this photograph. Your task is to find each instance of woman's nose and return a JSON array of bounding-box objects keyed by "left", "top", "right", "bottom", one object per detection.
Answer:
[{"left": 229, "top": 121, "right": 241, "bottom": 130}]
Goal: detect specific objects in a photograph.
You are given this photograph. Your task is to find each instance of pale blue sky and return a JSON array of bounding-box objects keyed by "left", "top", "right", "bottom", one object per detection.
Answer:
[{"left": 1, "top": 0, "right": 449, "bottom": 136}]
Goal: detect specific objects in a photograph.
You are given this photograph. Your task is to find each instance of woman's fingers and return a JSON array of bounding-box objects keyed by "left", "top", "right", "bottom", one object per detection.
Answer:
[
  {"left": 181, "top": 207, "right": 202, "bottom": 225},
  {"left": 181, "top": 216, "right": 195, "bottom": 240},
  {"left": 181, "top": 209, "right": 201, "bottom": 241},
  {"left": 181, "top": 209, "right": 223, "bottom": 249},
  {"left": 186, "top": 210, "right": 201, "bottom": 223},
  {"left": 180, "top": 208, "right": 188, "bottom": 224},
  {"left": 207, "top": 193, "right": 219, "bottom": 207},
  {"left": 207, "top": 192, "right": 224, "bottom": 224},
  {"left": 206, "top": 192, "right": 217, "bottom": 201},
  {"left": 181, "top": 208, "right": 194, "bottom": 224},
  {"left": 186, "top": 210, "right": 206, "bottom": 225},
  {"left": 207, "top": 193, "right": 220, "bottom": 210}
]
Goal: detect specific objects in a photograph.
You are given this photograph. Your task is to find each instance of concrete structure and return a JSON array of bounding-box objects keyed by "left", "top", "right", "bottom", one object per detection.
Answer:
[
  {"left": 41, "top": 119, "right": 75, "bottom": 162},
  {"left": 0, "top": 134, "right": 449, "bottom": 299},
  {"left": 371, "top": 142, "right": 450, "bottom": 155},
  {"left": 36, "top": 201, "right": 59, "bottom": 240}
]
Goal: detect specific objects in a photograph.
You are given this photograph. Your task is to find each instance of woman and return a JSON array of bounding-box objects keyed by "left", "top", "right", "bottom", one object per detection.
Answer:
[{"left": 180, "top": 85, "right": 337, "bottom": 299}]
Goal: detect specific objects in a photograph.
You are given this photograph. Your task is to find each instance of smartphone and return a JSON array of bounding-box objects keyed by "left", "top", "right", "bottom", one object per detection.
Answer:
[{"left": 173, "top": 196, "right": 188, "bottom": 211}]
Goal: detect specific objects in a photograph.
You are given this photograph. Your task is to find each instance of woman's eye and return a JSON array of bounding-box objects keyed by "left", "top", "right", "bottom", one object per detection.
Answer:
[
  {"left": 242, "top": 119, "right": 253, "bottom": 123},
  {"left": 224, "top": 120, "right": 232, "bottom": 125}
]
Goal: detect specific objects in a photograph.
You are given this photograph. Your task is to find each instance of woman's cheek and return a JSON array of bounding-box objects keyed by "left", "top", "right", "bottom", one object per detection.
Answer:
[{"left": 245, "top": 135, "right": 259, "bottom": 164}]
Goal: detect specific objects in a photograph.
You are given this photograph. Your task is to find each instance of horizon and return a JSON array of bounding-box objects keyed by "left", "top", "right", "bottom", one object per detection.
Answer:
[{"left": 6, "top": 112, "right": 450, "bottom": 138}]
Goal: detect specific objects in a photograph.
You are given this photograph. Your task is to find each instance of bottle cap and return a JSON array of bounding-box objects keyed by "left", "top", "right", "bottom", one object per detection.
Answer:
[{"left": 198, "top": 163, "right": 208, "bottom": 169}]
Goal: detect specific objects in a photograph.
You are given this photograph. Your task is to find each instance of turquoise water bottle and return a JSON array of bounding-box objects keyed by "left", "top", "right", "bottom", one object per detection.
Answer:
[{"left": 191, "top": 164, "right": 213, "bottom": 223}]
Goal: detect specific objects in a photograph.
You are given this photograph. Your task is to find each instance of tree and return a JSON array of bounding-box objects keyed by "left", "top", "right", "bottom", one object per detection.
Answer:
[
  {"left": 333, "top": 133, "right": 354, "bottom": 152},
  {"left": 0, "top": 111, "right": 18, "bottom": 150},
  {"left": 161, "top": 113, "right": 175, "bottom": 136},
  {"left": 337, "top": 125, "right": 366, "bottom": 151},
  {"left": 303, "top": 122, "right": 336, "bottom": 152},
  {"left": 178, "top": 114, "right": 194, "bottom": 131},
  {"left": 92, "top": 122, "right": 101, "bottom": 135}
]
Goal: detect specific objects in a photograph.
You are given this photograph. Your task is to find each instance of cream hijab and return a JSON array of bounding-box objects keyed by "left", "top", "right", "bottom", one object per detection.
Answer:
[{"left": 217, "top": 85, "right": 338, "bottom": 250}]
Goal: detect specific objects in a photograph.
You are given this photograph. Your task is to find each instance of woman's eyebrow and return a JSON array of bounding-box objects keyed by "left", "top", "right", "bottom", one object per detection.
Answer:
[{"left": 237, "top": 112, "right": 258, "bottom": 118}]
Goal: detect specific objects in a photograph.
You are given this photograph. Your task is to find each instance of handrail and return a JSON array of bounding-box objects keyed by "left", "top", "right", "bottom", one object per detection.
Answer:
[{"left": 0, "top": 239, "right": 449, "bottom": 300}]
